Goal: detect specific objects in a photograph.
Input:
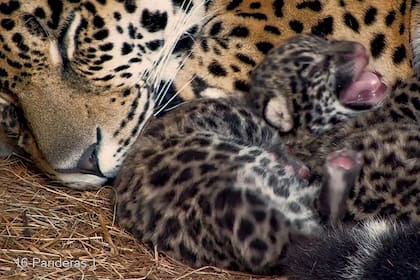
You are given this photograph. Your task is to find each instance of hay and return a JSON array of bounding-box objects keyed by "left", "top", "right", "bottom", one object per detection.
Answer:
[{"left": 0, "top": 158, "right": 286, "bottom": 280}]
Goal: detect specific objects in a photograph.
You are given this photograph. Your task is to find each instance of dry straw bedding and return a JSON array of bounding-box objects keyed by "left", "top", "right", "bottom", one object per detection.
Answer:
[{"left": 0, "top": 157, "right": 287, "bottom": 280}]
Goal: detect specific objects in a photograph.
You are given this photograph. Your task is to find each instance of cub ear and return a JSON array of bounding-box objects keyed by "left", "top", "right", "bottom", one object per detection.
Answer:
[{"left": 264, "top": 95, "right": 294, "bottom": 132}]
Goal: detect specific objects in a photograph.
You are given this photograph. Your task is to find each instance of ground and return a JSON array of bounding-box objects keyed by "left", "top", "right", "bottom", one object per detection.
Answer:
[{"left": 0, "top": 158, "right": 287, "bottom": 279}]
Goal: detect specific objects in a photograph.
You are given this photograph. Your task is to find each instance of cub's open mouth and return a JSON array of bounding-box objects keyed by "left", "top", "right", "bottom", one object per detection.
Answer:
[{"left": 339, "top": 71, "right": 387, "bottom": 110}]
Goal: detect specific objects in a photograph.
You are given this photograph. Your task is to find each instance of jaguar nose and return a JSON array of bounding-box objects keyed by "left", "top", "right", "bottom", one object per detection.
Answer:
[{"left": 76, "top": 143, "right": 104, "bottom": 177}]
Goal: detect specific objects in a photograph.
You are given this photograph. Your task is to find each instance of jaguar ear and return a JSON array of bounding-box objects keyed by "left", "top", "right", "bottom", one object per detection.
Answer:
[{"left": 264, "top": 95, "right": 294, "bottom": 132}]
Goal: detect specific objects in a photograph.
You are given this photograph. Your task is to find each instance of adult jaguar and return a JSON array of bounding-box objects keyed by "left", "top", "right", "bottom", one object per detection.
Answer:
[{"left": 0, "top": 0, "right": 417, "bottom": 188}]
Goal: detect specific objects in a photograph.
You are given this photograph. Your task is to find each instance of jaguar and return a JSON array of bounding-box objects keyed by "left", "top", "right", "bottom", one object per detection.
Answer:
[
  {"left": 0, "top": 0, "right": 416, "bottom": 188},
  {"left": 113, "top": 34, "right": 384, "bottom": 273},
  {"left": 291, "top": 74, "right": 420, "bottom": 223}
]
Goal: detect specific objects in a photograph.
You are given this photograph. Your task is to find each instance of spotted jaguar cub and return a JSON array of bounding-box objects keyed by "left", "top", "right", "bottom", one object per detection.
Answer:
[
  {"left": 113, "top": 34, "right": 386, "bottom": 273},
  {"left": 293, "top": 74, "right": 420, "bottom": 223}
]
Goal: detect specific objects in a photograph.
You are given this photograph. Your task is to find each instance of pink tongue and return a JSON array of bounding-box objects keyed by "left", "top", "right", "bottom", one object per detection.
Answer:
[{"left": 340, "top": 72, "right": 386, "bottom": 105}]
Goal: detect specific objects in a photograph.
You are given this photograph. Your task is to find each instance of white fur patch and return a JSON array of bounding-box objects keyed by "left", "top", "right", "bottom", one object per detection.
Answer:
[
  {"left": 325, "top": 163, "right": 347, "bottom": 222},
  {"left": 264, "top": 96, "right": 293, "bottom": 132},
  {"left": 63, "top": 12, "right": 82, "bottom": 61},
  {"left": 342, "top": 219, "right": 391, "bottom": 279},
  {"left": 49, "top": 42, "right": 62, "bottom": 66},
  {"left": 57, "top": 173, "right": 107, "bottom": 190},
  {"left": 412, "top": 8, "right": 420, "bottom": 73},
  {"left": 200, "top": 88, "right": 230, "bottom": 99}
]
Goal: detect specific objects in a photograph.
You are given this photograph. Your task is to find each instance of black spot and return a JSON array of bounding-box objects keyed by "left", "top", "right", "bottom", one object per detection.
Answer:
[
  {"left": 234, "top": 80, "right": 251, "bottom": 92},
  {"left": 209, "top": 21, "right": 222, "bottom": 36},
  {"left": 255, "top": 42, "right": 274, "bottom": 54},
  {"left": 364, "top": 7, "right": 377, "bottom": 25},
  {"left": 215, "top": 188, "right": 243, "bottom": 210},
  {"left": 93, "top": 15, "right": 105, "bottom": 28},
  {"left": 223, "top": 211, "right": 236, "bottom": 232},
  {"left": 149, "top": 166, "right": 174, "bottom": 187},
  {"left": 270, "top": 211, "right": 280, "bottom": 231},
  {"left": 229, "top": 261, "right": 240, "bottom": 271},
  {"left": 245, "top": 190, "right": 265, "bottom": 206},
  {"left": 146, "top": 39, "right": 163, "bottom": 51},
  {"left": 215, "top": 142, "right": 240, "bottom": 153},
  {"left": 200, "top": 163, "right": 217, "bottom": 175},
  {"left": 311, "top": 16, "right": 334, "bottom": 37},
  {"left": 344, "top": 13, "right": 359, "bottom": 32},
  {"left": 362, "top": 198, "right": 385, "bottom": 213},
  {"left": 401, "top": 107, "right": 416, "bottom": 120},
  {"left": 289, "top": 20, "right": 304, "bottom": 33},
  {"left": 125, "top": 1, "right": 137, "bottom": 13},
  {"left": 235, "top": 155, "right": 255, "bottom": 162},
  {"left": 173, "top": 168, "right": 193, "bottom": 184},
  {"left": 172, "top": 0, "right": 194, "bottom": 12},
  {"left": 393, "top": 45, "right": 406, "bottom": 64},
  {"left": 128, "top": 23, "right": 137, "bottom": 39},
  {"left": 34, "top": 7, "right": 46, "bottom": 18},
  {"left": 99, "top": 42, "right": 113, "bottom": 51},
  {"left": 114, "top": 12, "right": 121, "bottom": 21},
  {"left": 273, "top": 0, "right": 284, "bottom": 17},
  {"left": 296, "top": 0, "right": 321, "bottom": 11},
  {"left": 396, "top": 179, "right": 416, "bottom": 191},
  {"left": 400, "top": 0, "right": 407, "bottom": 15},
  {"left": 413, "top": 97, "right": 420, "bottom": 110},
  {"left": 370, "top": 33, "right": 386, "bottom": 58},
  {"left": 160, "top": 217, "right": 181, "bottom": 239},
  {"left": 93, "top": 29, "right": 109, "bottom": 40},
  {"left": 1, "top": 18, "right": 14, "bottom": 30},
  {"left": 0, "top": 1, "right": 19, "bottom": 15},
  {"left": 213, "top": 153, "right": 229, "bottom": 161},
  {"left": 179, "top": 243, "right": 197, "bottom": 264},
  {"left": 252, "top": 209, "right": 266, "bottom": 222},
  {"left": 173, "top": 25, "right": 198, "bottom": 53},
  {"left": 0, "top": 68, "right": 7, "bottom": 77},
  {"left": 177, "top": 185, "right": 199, "bottom": 205},
  {"left": 121, "top": 42, "right": 133, "bottom": 55},
  {"left": 187, "top": 218, "right": 202, "bottom": 242},
  {"left": 208, "top": 61, "right": 227, "bottom": 76},
  {"left": 141, "top": 9, "right": 168, "bottom": 33},
  {"left": 264, "top": 25, "right": 281, "bottom": 35},
  {"left": 198, "top": 195, "right": 212, "bottom": 215},
  {"left": 146, "top": 208, "right": 162, "bottom": 232},
  {"left": 250, "top": 2, "right": 261, "bottom": 9},
  {"left": 177, "top": 150, "right": 207, "bottom": 162},
  {"left": 399, "top": 23, "right": 405, "bottom": 35},
  {"left": 235, "top": 53, "right": 256, "bottom": 66},
  {"left": 385, "top": 10, "right": 396, "bottom": 26},
  {"left": 226, "top": 0, "right": 243, "bottom": 10},
  {"left": 237, "top": 218, "right": 254, "bottom": 241},
  {"left": 191, "top": 76, "right": 209, "bottom": 97},
  {"left": 230, "top": 26, "right": 249, "bottom": 37},
  {"left": 249, "top": 238, "right": 268, "bottom": 253},
  {"left": 47, "top": 0, "right": 63, "bottom": 29}
]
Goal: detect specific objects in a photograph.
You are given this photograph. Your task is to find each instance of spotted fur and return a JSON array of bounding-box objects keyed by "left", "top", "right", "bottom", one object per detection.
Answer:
[
  {"left": 113, "top": 34, "right": 379, "bottom": 273},
  {"left": 291, "top": 74, "right": 420, "bottom": 223},
  {"left": 0, "top": 0, "right": 417, "bottom": 188}
]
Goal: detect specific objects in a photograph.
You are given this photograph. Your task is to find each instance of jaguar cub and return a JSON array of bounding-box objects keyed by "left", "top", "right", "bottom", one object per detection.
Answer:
[
  {"left": 293, "top": 74, "right": 420, "bottom": 223},
  {"left": 113, "top": 34, "right": 386, "bottom": 273}
]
